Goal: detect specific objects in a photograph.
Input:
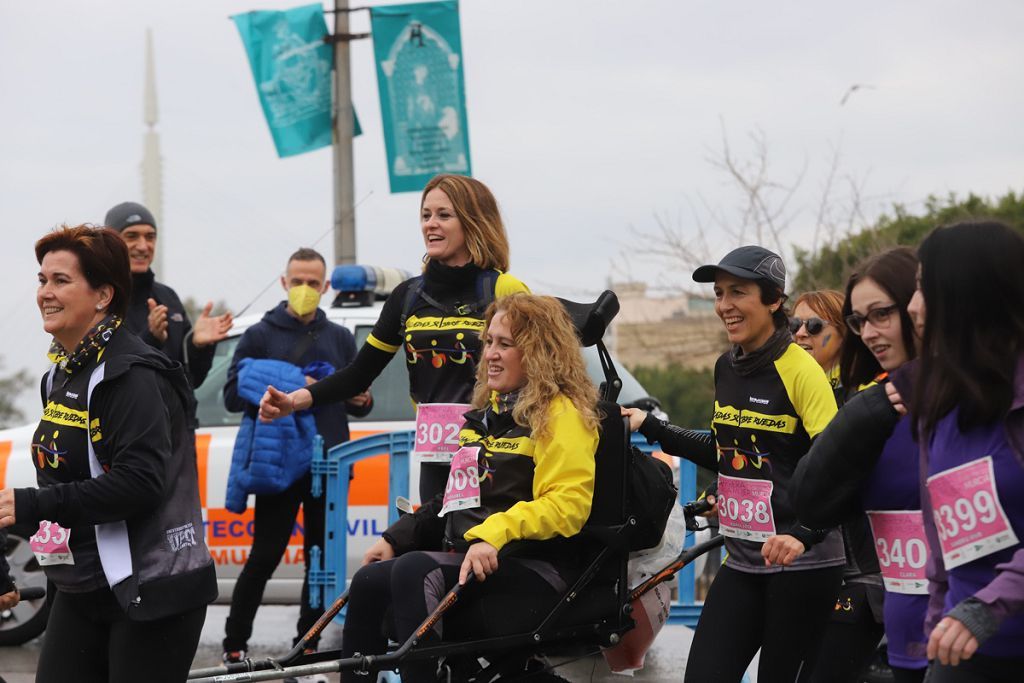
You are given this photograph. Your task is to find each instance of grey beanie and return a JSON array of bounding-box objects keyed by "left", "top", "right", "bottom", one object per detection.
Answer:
[{"left": 104, "top": 201, "right": 157, "bottom": 232}]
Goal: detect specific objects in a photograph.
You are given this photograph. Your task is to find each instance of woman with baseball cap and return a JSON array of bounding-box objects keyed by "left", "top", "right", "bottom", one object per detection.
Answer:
[{"left": 624, "top": 245, "right": 843, "bottom": 681}]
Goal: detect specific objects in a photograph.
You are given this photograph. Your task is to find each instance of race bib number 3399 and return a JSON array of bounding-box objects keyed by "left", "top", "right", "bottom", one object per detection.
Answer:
[{"left": 926, "top": 456, "right": 1019, "bottom": 571}]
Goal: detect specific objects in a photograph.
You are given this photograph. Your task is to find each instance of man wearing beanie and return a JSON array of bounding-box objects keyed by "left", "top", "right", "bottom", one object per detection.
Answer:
[{"left": 104, "top": 201, "right": 233, "bottom": 388}]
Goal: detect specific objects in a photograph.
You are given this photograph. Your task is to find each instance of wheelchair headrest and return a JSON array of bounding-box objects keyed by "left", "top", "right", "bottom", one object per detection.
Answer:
[{"left": 557, "top": 290, "right": 620, "bottom": 347}]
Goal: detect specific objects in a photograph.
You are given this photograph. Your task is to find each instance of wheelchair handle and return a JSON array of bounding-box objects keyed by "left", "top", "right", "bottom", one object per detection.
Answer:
[{"left": 13, "top": 586, "right": 46, "bottom": 600}]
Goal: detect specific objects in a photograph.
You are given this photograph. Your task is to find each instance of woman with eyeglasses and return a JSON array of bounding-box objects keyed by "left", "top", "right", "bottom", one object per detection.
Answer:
[
  {"left": 899, "top": 222, "right": 1024, "bottom": 682},
  {"left": 794, "top": 290, "right": 889, "bottom": 683},
  {"left": 794, "top": 247, "right": 929, "bottom": 683},
  {"left": 624, "top": 246, "right": 844, "bottom": 682},
  {"left": 791, "top": 290, "right": 845, "bottom": 392}
]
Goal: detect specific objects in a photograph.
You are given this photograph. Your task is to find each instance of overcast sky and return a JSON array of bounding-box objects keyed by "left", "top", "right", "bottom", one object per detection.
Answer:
[{"left": 2, "top": 0, "right": 1022, "bottom": 413}]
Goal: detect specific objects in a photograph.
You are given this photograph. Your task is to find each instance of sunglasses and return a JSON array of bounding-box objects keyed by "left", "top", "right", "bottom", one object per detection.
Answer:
[
  {"left": 788, "top": 316, "right": 827, "bottom": 336},
  {"left": 845, "top": 304, "right": 900, "bottom": 335}
]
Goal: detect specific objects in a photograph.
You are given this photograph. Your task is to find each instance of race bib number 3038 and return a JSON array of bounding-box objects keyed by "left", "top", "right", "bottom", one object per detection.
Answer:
[
  {"left": 30, "top": 520, "right": 75, "bottom": 566},
  {"left": 413, "top": 403, "right": 470, "bottom": 463},
  {"left": 717, "top": 474, "right": 776, "bottom": 542},
  {"left": 926, "top": 456, "right": 1019, "bottom": 571}
]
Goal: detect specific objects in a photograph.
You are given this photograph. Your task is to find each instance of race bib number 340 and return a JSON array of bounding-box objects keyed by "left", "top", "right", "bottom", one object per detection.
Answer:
[
  {"left": 717, "top": 474, "right": 776, "bottom": 542},
  {"left": 926, "top": 456, "right": 1019, "bottom": 571},
  {"left": 413, "top": 403, "right": 470, "bottom": 463},
  {"left": 30, "top": 520, "right": 74, "bottom": 566},
  {"left": 866, "top": 510, "right": 929, "bottom": 594}
]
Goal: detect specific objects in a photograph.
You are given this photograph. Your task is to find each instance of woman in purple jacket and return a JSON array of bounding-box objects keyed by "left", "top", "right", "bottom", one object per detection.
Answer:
[{"left": 894, "top": 221, "right": 1024, "bottom": 682}]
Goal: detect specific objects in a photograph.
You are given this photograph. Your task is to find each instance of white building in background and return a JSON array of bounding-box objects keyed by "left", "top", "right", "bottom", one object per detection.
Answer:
[{"left": 609, "top": 281, "right": 724, "bottom": 371}]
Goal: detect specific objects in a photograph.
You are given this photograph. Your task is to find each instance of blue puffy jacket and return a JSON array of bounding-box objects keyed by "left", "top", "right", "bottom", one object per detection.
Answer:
[{"left": 225, "top": 358, "right": 316, "bottom": 513}]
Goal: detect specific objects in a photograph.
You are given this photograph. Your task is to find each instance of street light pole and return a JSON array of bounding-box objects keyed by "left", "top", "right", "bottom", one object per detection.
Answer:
[{"left": 332, "top": 0, "right": 357, "bottom": 266}]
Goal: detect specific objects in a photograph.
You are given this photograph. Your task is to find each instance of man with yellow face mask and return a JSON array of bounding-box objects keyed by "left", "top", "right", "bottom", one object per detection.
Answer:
[{"left": 221, "top": 248, "right": 372, "bottom": 668}]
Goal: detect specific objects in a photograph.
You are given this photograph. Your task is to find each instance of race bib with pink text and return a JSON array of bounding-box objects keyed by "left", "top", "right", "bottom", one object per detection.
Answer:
[
  {"left": 926, "top": 456, "right": 1019, "bottom": 570},
  {"left": 866, "top": 510, "right": 929, "bottom": 594},
  {"left": 717, "top": 474, "right": 776, "bottom": 542},
  {"left": 413, "top": 403, "right": 470, "bottom": 463},
  {"left": 439, "top": 446, "right": 482, "bottom": 517},
  {"left": 30, "top": 520, "right": 74, "bottom": 566}
]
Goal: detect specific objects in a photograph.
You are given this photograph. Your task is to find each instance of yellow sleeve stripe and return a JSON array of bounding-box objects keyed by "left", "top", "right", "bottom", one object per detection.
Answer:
[
  {"left": 366, "top": 334, "right": 400, "bottom": 354},
  {"left": 775, "top": 343, "right": 838, "bottom": 439},
  {"left": 495, "top": 272, "right": 530, "bottom": 298}
]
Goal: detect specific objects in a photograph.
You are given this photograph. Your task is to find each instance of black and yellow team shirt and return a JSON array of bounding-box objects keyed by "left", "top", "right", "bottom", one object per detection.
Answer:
[
  {"left": 712, "top": 343, "right": 845, "bottom": 572},
  {"left": 306, "top": 261, "right": 528, "bottom": 414},
  {"left": 31, "top": 367, "right": 107, "bottom": 591},
  {"left": 445, "top": 394, "right": 597, "bottom": 552},
  {"left": 365, "top": 266, "right": 528, "bottom": 405}
]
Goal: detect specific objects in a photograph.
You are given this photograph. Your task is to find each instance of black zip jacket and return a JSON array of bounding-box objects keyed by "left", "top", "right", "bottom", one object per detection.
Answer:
[
  {"left": 14, "top": 327, "right": 217, "bottom": 620},
  {"left": 125, "top": 269, "right": 215, "bottom": 389},
  {"left": 791, "top": 381, "right": 902, "bottom": 529}
]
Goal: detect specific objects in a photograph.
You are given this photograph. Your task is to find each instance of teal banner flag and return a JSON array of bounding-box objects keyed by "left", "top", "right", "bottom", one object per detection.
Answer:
[
  {"left": 232, "top": 4, "right": 360, "bottom": 158},
  {"left": 370, "top": 1, "right": 471, "bottom": 193}
]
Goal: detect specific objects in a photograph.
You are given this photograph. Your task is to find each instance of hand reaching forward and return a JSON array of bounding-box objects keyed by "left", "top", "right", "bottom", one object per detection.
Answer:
[{"left": 259, "top": 386, "right": 312, "bottom": 422}]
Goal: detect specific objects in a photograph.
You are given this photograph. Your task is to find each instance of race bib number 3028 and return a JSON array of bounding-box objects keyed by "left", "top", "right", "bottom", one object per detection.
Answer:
[
  {"left": 926, "top": 456, "right": 1019, "bottom": 570},
  {"left": 413, "top": 403, "right": 470, "bottom": 463},
  {"left": 30, "top": 520, "right": 75, "bottom": 566},
  {"left": 717, "top": 474, "right": 776, "bottom": 542}
]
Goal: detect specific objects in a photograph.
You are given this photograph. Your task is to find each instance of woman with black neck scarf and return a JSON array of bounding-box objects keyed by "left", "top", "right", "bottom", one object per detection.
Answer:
[
  {"left": 259, "top": 174, "right": 528, "bottom": 563},
  {"left": 623, "top": 246, "right": 843, "bottom": 682}
]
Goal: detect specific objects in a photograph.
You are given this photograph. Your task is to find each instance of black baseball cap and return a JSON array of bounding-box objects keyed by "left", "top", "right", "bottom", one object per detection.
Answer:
[
  {"left": 692, "top": 245, "right": 786, "bottom": 291},
  {"left": 104, "top": 201, "right": 157, "bottom": 233}
]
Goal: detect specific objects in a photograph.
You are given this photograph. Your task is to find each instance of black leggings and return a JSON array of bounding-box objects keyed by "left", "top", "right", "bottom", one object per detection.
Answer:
[
  {"left": 223, "top": 472, "right": 325, "bottom": 651},
  {"left": 342, "top": 551, "right": 562, "bottom": 683},
  {"left": 799, "top": 582, "right": 885, "bottom": 683},
  {"left": 684, "top": 563, "right": 844, "bottom": 683},
  {"left": 36, "top": 587, "right": 206, "bottom": 683}
]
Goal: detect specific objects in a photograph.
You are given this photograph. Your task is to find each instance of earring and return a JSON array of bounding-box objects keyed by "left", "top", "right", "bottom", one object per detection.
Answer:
[{"left": 96, "top": 304, "right": 104, "bottom": 310}]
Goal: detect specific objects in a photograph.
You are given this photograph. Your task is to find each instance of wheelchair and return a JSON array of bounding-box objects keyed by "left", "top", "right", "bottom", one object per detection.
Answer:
[{"left": 188, "top": 291, "right": 723, "bottom": 683}]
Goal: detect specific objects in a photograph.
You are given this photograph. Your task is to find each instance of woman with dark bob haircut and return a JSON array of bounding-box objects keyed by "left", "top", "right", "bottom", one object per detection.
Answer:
[
  {"left": 0, "top": 225, "right": 217, "bottom": 682},
  {"left": 899, "top": 221, "right": 1024, "bottom": 682}
]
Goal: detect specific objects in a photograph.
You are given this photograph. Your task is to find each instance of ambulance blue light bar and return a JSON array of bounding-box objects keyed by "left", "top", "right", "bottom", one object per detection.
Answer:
[{"left": 330, "top": 265, "right": 412, "bottom": 304}]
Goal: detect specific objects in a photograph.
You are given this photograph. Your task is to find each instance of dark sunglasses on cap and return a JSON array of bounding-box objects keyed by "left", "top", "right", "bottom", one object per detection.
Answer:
[
  {"left": 845, "top": 304, "right": 900, "bottom": 335},
  {"left": 788, "top": 316, "right": 827, "bottom": 336}
]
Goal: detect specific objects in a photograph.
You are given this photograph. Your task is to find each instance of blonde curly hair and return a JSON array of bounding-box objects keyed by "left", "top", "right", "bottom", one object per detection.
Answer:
[{"left": 471, "top": 293, "right": 601, "bottom": 440}]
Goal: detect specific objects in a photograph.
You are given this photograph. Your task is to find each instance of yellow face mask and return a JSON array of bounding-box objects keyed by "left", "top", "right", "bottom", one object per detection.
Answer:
[{"left": 288, "top": 284, "right": 321, "bottom": 317}]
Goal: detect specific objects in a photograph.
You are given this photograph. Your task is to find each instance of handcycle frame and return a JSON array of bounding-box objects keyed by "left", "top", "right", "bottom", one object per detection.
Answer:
[{"left": 187, "top": 291, "right": 724, "bottom": 682}]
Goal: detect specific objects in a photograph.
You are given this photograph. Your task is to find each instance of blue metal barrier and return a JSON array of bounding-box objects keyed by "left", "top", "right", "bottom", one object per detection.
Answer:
[
  {"left": 308, "top": 431, "right": 414, "bottom": 611},
  {"left": 308, "top": 430, "right": 706, "bottom": 627}
]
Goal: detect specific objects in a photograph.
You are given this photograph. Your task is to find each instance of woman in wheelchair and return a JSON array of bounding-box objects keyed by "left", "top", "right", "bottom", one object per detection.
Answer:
[{"left": 340, "top": 293, "right": 601, "bottom": 683}]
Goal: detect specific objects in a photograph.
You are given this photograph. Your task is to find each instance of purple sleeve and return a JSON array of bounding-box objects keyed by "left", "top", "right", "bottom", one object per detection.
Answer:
[
  {"left": 920, "top": 439, "right": 949, "bottom": 635},
  {"left": 971, "top": 549, "right": 1024, "bottom": 624}
]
